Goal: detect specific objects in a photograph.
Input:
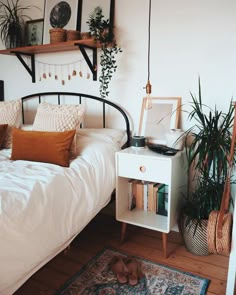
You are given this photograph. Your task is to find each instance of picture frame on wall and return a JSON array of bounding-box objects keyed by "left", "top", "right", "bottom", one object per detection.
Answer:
[
  {"left": 138, "top": 97, "right": 181, "bottom": 144},
  {"left": 25, "top": 19, "right": 44, "bottom": 46},
  {"left": 78, "top": 0, "right": 114, "bottom": 34},
  {"left": 43, "top": 0, "right": 80, "bottom": 44}
]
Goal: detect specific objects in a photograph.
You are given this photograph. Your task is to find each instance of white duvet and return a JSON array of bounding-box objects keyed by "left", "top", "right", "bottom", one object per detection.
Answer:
[{"left": 0, "top": 129, "right": 126, "bottom": 295}]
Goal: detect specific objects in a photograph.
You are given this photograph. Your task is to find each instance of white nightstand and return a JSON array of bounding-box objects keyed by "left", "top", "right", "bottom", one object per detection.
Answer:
[{"left": 115, "top": 146, "right": 187, "bottom": 258}]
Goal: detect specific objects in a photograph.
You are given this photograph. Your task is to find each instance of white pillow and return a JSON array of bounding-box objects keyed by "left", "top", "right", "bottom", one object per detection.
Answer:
[
  {"left": 33, "top": 102, "right": 85, "bottom": 131},
  {"left": 77, "top": 128, "right": 127, "bottom": 148},
  {"left": 0, "top": 99, "right": 21, "bottom": 148},
  {"left": 33, "top": 102, "right": 85, "bottom": 157}
]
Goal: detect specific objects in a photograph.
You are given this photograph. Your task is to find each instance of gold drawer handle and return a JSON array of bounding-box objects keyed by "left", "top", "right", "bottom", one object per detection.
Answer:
[{"left": 139, "top": 165, "right": 146, "bottom": 173}]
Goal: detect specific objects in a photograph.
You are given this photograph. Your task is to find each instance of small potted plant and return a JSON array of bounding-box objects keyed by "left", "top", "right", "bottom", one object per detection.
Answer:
[
  {"left": 87, "top": 6, "right": 122, "bottom": 98},
  {"left": 48, "top": 1, "right": 73, "bottom": 44},
  {"left": 0, "top": 0, "right": 35, "bottom": 48},
  {"left": 179, "top": 78, "right": 235, "bottom": 255}
]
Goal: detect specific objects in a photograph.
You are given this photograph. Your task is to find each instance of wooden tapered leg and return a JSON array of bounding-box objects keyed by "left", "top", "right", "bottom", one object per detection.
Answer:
[
  {"left": 162, "top": 233, "right": 168, "bottom": 258},
  {"left": 121, "top": 222, "right": 127, "bottom": 243}
]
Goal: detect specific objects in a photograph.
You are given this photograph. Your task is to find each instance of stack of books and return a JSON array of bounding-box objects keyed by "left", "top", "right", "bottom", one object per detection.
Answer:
[{"left": 128, "top": 180, "right": 168, "bottom": 216}]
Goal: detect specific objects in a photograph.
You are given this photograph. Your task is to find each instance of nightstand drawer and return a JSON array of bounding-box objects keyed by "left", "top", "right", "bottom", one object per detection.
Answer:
[{"left": 117, "top": 153, "right": 171, "bottom": 183}]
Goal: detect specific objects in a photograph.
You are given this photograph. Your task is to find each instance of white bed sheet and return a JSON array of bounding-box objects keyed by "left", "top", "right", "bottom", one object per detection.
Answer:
[{"left": 0, "top": 129, "right": 126, "bottom": 295}]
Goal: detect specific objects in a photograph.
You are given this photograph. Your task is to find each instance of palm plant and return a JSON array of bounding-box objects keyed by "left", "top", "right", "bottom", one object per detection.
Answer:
[
  {"left": 0, "top": 0, "right": 34, "bottom": 48},
  {"left": 181, "top": 78, "right": 235, "bottom": 233}
]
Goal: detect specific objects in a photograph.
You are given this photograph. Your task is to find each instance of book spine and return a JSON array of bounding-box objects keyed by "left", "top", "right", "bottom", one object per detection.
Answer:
[
  {"left": 153, "top": 183, "right": 160, "bottom": 213},
  {"left": 136, "top": 181, "right": 144, "bottom": 209},
  {"left": 148, "top": 182, "right": 154, "bottom": 211},
  {"left": 156, "top": 184, "right": 168, "bottom": 216},
  {"left": 143, "top": 182, "right": 148, "bottom": 211},
  {"left": 128, "top": 179, "right": 134, "bottom": 210}
]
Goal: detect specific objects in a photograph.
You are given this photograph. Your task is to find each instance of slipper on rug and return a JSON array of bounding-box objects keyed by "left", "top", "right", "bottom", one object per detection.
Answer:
[
  {"left": 110, "top": 255, "right": 129, "bottom": 284},
  {"left": 124, "top": 256, "right": 145, "bottom": 286}
]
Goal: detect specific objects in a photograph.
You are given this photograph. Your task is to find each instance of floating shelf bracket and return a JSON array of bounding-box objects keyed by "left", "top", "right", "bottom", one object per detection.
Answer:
[
  {"left": 75, "top": 44, "right": 97, "bottom": 81},
  {"left": 11, "top": 51, "right": 36, "bottom": 83}
]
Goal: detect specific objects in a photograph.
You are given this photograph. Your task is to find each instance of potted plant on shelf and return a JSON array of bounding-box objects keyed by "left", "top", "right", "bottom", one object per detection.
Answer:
[
  {"left": 87, "top": 6, "right": 122, "bottom": 98},
  {"left": 179, "top": 78, "right": 235, "bottom": 255},
  {"left": 0, "top": 0, "right": 35, "bottom": 48}
]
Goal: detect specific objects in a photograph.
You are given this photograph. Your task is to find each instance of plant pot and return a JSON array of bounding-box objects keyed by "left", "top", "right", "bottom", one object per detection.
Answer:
[
  {"left": 180, "top": 215, "right": 210, "bottom": 256},
  {"left": 5, "top": 22, "right": 24, "bottom": 48},
  {"left": 80, "top": 32, "right": 92, "bottom": 40},
  {"left": 49, "top": 28, "right": 66, "bottom": 44},
  {"left": 66, "top": 30, "right": 80, "bottom": 41}
]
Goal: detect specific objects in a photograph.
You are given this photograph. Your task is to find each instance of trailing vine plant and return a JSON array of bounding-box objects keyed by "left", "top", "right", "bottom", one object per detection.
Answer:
[{"left": 87, "top": 6, "right": 122, "bottom": 98}]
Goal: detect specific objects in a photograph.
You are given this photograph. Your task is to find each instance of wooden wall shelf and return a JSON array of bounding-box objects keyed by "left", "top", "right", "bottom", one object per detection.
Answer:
[{"left": 0, "top": 39, "right": 99, "bottom": 82}]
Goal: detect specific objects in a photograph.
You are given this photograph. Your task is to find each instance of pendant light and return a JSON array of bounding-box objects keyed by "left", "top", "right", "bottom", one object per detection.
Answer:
[{"left": 144, "top": 0, "right": 152, "bottom": 110}]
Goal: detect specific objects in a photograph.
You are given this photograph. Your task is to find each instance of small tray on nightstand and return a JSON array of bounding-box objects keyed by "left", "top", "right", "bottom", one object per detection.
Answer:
[{"left": 147, "top": 143, "right": 179, "bottom": 156}]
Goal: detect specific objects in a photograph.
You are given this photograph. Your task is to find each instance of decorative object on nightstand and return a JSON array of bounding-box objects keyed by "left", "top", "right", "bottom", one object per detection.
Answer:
[
  {"left": 139, "top": 96, "right": 181, "bottom": 146},
  {"left": 115, "top": 147, "right": 187, "bottom": 259},
  {"left": 165, "top": 128, "right": 184, "bottom": 150},
  {"left": 131, "top": 135, "right": 146, "bottom": 148}
]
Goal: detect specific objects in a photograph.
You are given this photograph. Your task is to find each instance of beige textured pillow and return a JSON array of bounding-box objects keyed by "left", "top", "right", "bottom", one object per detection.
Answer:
[
  {"left": 33, "top": 102, "right": 85, "bottom": 131},
  {"left": 0, "top": 99, "right": 22, "bottom": 148},
  {"left": 33, "top": 102, "right": 85, "bottom": 157}
]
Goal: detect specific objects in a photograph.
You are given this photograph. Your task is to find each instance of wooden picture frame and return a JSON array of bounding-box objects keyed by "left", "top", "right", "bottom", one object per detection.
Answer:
[
  {"left": 43, "top": 0, "right": 80, "bottom": 44},
  {"left": 78, "top": 0, "right": 114, "bottom": 33},
  {"left": 139, "top": 97, "right": 181, "bottom": 145},
  {"left": 25, "top": 19, "right": 44, "bottom": 46}
]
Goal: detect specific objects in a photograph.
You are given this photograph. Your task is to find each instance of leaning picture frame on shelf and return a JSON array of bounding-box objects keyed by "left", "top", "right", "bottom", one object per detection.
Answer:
[
  {"left": 78, "top": 0, "right": 114, "bottom": 34},
  {"left": 138, "top": 97, "right": 181, "bottom": 145},
  {"left": 43, "top": 0, "right": 80, "bottom": 44},
  {"left": 25, "top": 19, "right": 44, "bottom": 46}
]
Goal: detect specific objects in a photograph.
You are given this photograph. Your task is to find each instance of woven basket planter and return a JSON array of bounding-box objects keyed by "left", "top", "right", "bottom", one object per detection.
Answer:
[
  {"left": 49, "top": 28, "right": 66, "bottom": 44},
  {"left": 180, "top": 215, "right": 210, "bottom": 256},
  {"left": 66, "top": 30, "right": 80, "bottom": 41}
]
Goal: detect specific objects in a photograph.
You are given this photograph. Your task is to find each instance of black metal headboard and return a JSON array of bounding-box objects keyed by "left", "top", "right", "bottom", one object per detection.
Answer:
[{"left": 21, "top": 92, "right": 130, "bottom": 147}]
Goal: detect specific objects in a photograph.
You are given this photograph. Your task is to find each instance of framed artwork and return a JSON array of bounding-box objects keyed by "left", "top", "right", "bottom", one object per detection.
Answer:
[
  {"left": 139, "top": 97, "right": 181, "bottom": 144},
  {"left": 25, "top": 19, "right": 44, "bottom": 46},
  {"left": 78, "top": 0, "right": 114, "bottom": 33},
  {"left": 43, "top": 0, "right": 80, "bottom": 44}
]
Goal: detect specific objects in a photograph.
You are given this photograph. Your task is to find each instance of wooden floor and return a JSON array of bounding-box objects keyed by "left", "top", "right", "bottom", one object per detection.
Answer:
[{"left": 15, "top": 207, "right": 229, "bottom": 295}]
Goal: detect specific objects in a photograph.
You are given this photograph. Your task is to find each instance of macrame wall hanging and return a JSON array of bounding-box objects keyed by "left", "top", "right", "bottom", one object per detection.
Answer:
[{"left": 26, "top": 56, "right": 92, "bottom": 85}]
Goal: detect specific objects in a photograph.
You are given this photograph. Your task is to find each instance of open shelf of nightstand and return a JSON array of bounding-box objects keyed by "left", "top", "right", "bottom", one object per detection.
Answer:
[{"left": 115, "top": 147, "right": 187, "bottom": 258}]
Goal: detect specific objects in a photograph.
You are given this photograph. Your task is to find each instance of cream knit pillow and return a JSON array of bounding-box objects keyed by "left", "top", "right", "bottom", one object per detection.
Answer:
[
  {"left": 33, "top": 102, "right": 85, "bottom": 157},
  {"left": 0, "top": 99, "right": 22, "bottom": 148},
  {"left": 33, "top": 102, "right": 85, "bottom": 131}
]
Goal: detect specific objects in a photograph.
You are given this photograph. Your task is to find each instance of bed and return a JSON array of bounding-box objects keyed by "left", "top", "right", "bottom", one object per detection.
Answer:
[{"left": 0, "top": 92, "right": 130, "bottom": 295}]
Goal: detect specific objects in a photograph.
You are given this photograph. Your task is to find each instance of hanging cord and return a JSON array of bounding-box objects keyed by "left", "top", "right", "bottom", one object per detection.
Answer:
[
  {"left": 147, "top": 0, "right": 151, "bottom": 82},
  {"left": 146, "top": 0, "right": 152, "bottom": 95}
]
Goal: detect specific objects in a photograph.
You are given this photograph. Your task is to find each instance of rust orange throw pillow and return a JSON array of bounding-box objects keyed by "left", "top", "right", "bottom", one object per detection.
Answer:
[
  {"left": 11, "top": 128, "right": 76, "bottom": 167},
  {"left": 0, "top": 124, "right": 8, "bottom": 148}
]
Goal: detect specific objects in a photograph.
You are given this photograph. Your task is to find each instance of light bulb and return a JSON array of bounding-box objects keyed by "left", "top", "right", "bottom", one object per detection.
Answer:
[{"left": 144, "top": 80, "right": 152, "bottom": 109}]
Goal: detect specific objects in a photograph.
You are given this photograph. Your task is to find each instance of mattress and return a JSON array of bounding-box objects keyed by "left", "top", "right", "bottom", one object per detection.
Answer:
[{"left": 0, "top": 128, "right": 127, "bottom": 295}]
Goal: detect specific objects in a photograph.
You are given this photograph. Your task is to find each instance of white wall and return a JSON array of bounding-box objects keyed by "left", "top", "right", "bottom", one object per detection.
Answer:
[{"left": 0, "top": 0, "right": 236, "bottom": 131}]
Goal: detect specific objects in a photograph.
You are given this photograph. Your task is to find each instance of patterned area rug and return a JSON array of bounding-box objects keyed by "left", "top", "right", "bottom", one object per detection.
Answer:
[{"left": 55, "top": 248, "right": 210, "bottom": 295}]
